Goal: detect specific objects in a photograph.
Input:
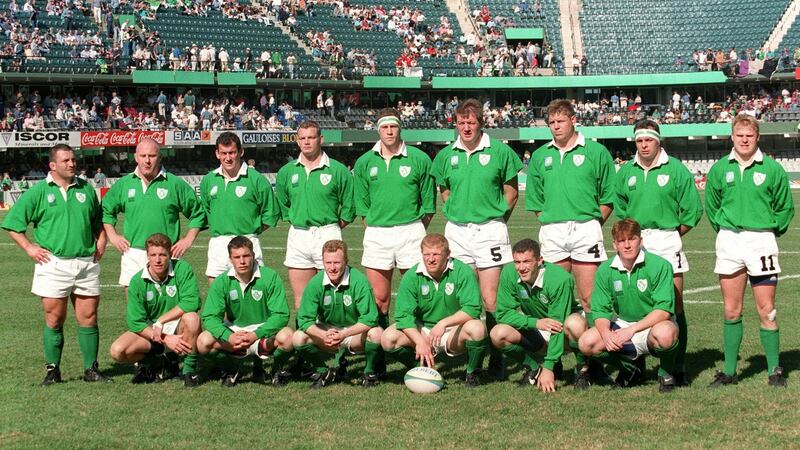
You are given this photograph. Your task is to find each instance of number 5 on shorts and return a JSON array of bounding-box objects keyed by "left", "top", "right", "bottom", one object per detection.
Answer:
[{"left": 490, "top": 246, "right": 502, "bottom": 262}]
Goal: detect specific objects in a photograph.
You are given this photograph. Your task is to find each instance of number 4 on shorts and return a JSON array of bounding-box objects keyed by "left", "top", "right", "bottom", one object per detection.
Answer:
[{"left": 588, "top": 244, "right": 600, "bottom": 259}]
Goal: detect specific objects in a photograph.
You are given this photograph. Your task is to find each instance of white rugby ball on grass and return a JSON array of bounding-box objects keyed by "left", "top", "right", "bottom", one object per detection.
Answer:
[{"left": 404, "top": 366, "right": 444, "bottom": 393}]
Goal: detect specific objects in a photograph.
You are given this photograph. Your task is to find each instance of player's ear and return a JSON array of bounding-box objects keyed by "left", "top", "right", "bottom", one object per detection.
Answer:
[{"left": 319, "top": 134, "right": 325, "bottom": 145}]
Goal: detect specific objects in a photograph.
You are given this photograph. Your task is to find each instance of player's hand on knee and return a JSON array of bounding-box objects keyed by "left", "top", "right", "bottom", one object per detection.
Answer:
[
  {"left": 25, "top": 244, "right": 51, "bottom": 264},
  {"left": 429, "top": 323, "right": 446, "bottom": 348},
  {"left": 165, "top": 335, "right": 191, "bottom": 355},
  {"left": 537, "top": 368, "right": 556, "bottom": 392},
  {"left": 600, "top": 332, "right": 620, "bottom": 352},
  {"left": 611, "top": 328, "right": 634, "bottom": 347},
  {"left": 536, "top": 318, "right": 562, "bottom": 333}
]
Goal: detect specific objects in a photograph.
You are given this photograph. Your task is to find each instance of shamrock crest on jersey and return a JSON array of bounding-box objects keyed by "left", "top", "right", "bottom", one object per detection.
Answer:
[
  {"left": 319, "top": 173, "right": 332, "bottom": 186},
  {"left": 539, "top": 293, "right": 550, "bottom": 304},
  {"left": 657, "top": 174, "right": 670, "bottom": 187},
  {"left": 235, "top": 186, "right": 247, "bottom": 198},
  {"left": 156, "top": 188, "right": 168, "bottom": 200},
  {"left": 399, "top": 165, "right": 411, "bottom": 177},
  {"left": 753, "top": 172, "right": 766, "bottom": 186},
  {"left": 637, "top": 279, "right": 648, "bottom": 292},
  {"left": 573, "top": 154, "right": 585, "bottom": 166},
  {"left": 479, "top": 154, "right": 491, "bottom": 166},
  {"left": 252, "top": 289, "right": 263, "bottom": 301},
  {"left": 75, "top": 192, "right": 86, "bottom": 203},
  {"left": 166, "top": 285, "right": 177, "bottom": 297},
  {"left": 343, "top": 295, "right": 352, "bottom": 306},
  {"left": 444, "top": 282, "right": 455, "bottom": 295}
]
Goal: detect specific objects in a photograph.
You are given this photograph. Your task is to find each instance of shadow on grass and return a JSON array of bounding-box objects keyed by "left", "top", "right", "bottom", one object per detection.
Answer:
[
  {"left": 684, "top": 348, "right": 724, "bottom": 383},
  {"left": 739, "top": 349, "right": 800, "bottom": 381}
]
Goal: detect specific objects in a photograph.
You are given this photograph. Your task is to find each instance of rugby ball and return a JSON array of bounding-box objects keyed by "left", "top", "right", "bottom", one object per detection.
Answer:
[{"left": 404, "top": 367, "right": 444, "bottom": 393}]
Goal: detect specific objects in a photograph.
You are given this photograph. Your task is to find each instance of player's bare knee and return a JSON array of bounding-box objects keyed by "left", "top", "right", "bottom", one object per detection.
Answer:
[
  {"left": 292, "top": 329, "right": 310, "bottom": 347},
  {"left": 652, "top": 322, "right": 677, "bottom": 348},
  {"left": 367, "top": 326, "right": 383, "bottom": 343},
  {"left": 578, "top": 330, "right": 600, "bottom": 355},
  {"left": 564, "top": 313, "right": 588, "bottom": 339},
  {"left": 380, "top": 326, "right": 401, "bottom": 350},
  {"left": 182, "top": 312, "right": 201, "bottom": 333},
  {"left": 463, "top": 319, "right": 486, "bottom": 340},
  {"left": 196, "top": 331, "right": 216, "bottom": 354},
  {"left": 489, "top": 324, "right": 512, "bottom": 347},
  {"left": 109, "top": 341, "right": 127, "bottom": 361}
]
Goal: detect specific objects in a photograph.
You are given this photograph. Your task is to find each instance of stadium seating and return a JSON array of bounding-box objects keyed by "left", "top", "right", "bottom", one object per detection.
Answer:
[
  {"left": 579, "top": 0, "right": 792, "bottom": 74},
  {"left": 145, "top": 8, "right": 321, "bottom": 78}
]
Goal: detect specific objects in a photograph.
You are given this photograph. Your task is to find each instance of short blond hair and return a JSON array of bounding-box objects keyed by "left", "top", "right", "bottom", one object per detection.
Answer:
[{"left": 421, "top": 234, "right": 449, "bottom": 252}]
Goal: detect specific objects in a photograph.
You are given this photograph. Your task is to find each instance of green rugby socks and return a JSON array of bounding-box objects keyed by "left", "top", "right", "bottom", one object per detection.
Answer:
[
  {"left": 723, "top": 317, "right": 743, "bottom": 376},
  {"left": 43, "top": 325, "right": 64, "bottom": 366}
]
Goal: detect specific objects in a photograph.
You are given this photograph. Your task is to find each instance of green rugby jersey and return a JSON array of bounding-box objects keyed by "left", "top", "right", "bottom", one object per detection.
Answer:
[
  {"left": 2, "top": 174, "right": 101, "bottom": 257},
  {"left": 127, "top": 259, "right": 200, "bottom": 333},
  {"left": 101, "top": 169, "right": 205, "bottom": 249},
  {"left": 614, "top": 150, "right": 702, "bottom": 229},
  {"left": 430, "top": 134, "right": 523, "bottom": 224},
  {"left": 353, "top": 142, "right": 436, "bottom": 227},
  {"left": 202, "top": 265, "right": 289, "bottom": 341},
  {"left": 526, "top": 133, "right": 615, "bottom": 223},
  {"left": 496, "top": 262, "right": 579, "bottom": 370},
  {"left": 297, "top": 266, "right": 378, "bottom": 332},
  {"left": 199, "top": 164, "right": 279, "bottom": 236},
  {"left": 705, "top": 150, "right": 794, "bottom": 236},
  {"left": 591, "top": 251, "right": 675, "bottom": 324},
  {"left": 275, "top": 153, "right": 356, "bottom": 227},
  {"left": 394, "top": 258, "right": 482, "bottom": 329}
]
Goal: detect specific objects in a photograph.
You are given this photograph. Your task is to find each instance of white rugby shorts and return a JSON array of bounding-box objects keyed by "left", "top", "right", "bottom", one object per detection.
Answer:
[
  {"left": 642, "top": 229, "right": 688, "bottom": 274},
  {"left": 119, "top": 247, "right": 147, "bottom": 287},
  {"left": 32, "top": 255, "right": 100, "bottom": 298},
  {"left": 444, "top": 219, "right": 511, "bottom": 268},
  {"left": 539, "top": 219, "right": 607, "bottom": 263},
  {"left": 362, "top": 220, "right": 426, "bottom": 270},
  {"left": 284, "top": 224, "right": 342, "bottom": 270},
  {"left": 714, "top": 229, "right": 780, "bottom": 276}
]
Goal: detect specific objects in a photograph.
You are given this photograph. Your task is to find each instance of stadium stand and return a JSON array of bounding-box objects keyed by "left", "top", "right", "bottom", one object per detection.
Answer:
[{"left": 579, "top": 0, "right": 792, "bottom": 74}]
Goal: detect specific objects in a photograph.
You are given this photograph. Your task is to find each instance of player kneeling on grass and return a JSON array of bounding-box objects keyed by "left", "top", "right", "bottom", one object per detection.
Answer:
[
  {"left": 109, "top": 233, "right": 202, "bottom": 387},
  {"left": 197, "top": 236, "right": 294, "bottom": 387},
  {"left": 292, "top": 240, "right": 383, "bottom": 388},
  {"left": 381, "top": 234, "right": 487, "bottom": 387},
  {"left": 491, "top": 239, "right": 589, "bottom": 391},
  {"left": 578, "top": 219, "right": 680, "bottom": 393}
]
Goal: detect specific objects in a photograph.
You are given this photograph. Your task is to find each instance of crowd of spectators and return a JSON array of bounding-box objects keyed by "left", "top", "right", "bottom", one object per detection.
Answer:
[{"left": 0, "top": 87, "right": 299, "bottom": 132}]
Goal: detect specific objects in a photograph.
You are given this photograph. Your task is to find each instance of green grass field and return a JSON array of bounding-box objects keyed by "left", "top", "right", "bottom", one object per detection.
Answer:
[{"left": 1, "top": 192, "right": 799, "bottom": 449}]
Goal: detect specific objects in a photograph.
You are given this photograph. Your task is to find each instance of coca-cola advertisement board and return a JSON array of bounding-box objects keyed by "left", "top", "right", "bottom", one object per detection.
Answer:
[{"left": 80, "top": 131, "right": 166, "bottom": 147}]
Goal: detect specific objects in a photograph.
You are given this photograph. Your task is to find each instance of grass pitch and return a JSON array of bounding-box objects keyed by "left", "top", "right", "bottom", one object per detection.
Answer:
[{"left": 0, "top": 193, "right": 799, "bottom": 449}]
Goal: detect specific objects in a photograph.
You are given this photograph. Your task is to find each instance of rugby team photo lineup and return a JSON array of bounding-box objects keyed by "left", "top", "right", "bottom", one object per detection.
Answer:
[{"left": 3, "top": 97, "right": 791, "bottom": 394}]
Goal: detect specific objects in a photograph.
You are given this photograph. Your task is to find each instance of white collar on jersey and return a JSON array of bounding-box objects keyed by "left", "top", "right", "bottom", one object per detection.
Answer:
[
  {"left": 227, "top": 264, "right": 261, "bottom": 285},
  {"left": 46, "top": 172, "right": 77, "bottom": 187},
  {"left": 633, "top": 148, "right": 669, "bottom": 169},
  {"left": 323, "top": 266, "right": 351, "bottom": 288},
  {"left": 610, "top": 250, "right": 646, "bottom": 272},
  {"left": 416, "top": 257, "right": 455, "bottom": 280},
  {"left": 133, "top": 166, "right": 167, "bottom": 181},
  {"left": 727, "top": 148, "right": 764, "bottom": 165},
  {"left": 295, "top": 151, "right": 330, "bottom": 169},
  {"left": 518, "top": 264, "right": 545, "bottom": 289},
  {"left": 142, "top": 260, "right": 176, "bottom": 282},
  {"left": 547, "top": 131, "right": 586, "bottom": 152},
  {"left": 213, "top": 162, "right": 248, "bottom": 181},
  {"left": 370, "top": 140, "right": 408, "bottom": 157},
  {"left": 453, "top": 132, "right": 491, "bottom": 152}
]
